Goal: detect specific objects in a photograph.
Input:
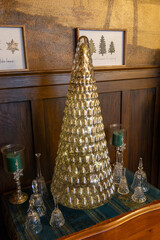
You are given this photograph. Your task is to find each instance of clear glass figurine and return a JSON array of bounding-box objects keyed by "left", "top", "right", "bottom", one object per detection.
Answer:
[
  {"left": 131, "top": 175, "right": 146, "bottom": 203},
  {"left": 35, "top": 153, "right": 48, "bottom": 198},
  {"left": 25, "top": 199, "right": 42, "bottom": 234},
  {"left": 131, "top": 157, "right": 149, "bottom": 192},
  {"left": 50, "top": 196, "right": 65, "bottom": 228},
  {"left": 30, "top": 179, "right": 46, "bottom": 217},
  {"left": 118, "top": 167, "right": 129, "bottom": 195}
]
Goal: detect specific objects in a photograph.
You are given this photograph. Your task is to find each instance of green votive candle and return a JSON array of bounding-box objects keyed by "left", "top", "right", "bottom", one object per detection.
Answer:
[
  {"left": 112, "top": 131, "right": 124, "bottom": 147},
  {"left": 6, "top": 153, "right": 21, "bottom": 173}
]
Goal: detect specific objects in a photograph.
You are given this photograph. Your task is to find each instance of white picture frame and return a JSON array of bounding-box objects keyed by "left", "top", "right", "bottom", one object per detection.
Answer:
[
  {"left": 76, "top": 28, "right": 126, "bottom": 67},
  {"left": 0, "top": 25, "right": 28, "bottom": 72}
]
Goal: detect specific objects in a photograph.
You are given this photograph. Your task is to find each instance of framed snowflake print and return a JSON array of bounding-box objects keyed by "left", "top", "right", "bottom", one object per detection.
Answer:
[
  {"left": 76, "top": 28, "right": 126, "bottom": 67},
  {"left": 0, "top": 25, "right": 28, "bottom": 71}
]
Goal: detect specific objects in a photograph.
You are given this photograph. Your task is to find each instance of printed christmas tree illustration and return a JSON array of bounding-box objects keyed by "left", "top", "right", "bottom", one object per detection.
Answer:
[
  {"left": 51, "top": 36, "right": 115, "bottom": 210},
  {"left": 99, "top": 35, "right": 106, "bottom": 56},
  {"left": 108, "top": 41, "right": 115, "bottom": 54},
  {"left": 89, "top": 38, "right": 96, "bottom": 55}
]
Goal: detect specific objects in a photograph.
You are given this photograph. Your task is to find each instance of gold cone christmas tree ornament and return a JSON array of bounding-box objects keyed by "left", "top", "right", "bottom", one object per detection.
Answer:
[{"left": 51, "top": 36, "right": 115, "bottom": 209}]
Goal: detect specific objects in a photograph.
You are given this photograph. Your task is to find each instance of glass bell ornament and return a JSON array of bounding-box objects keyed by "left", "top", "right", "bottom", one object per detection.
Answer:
[
  {"left": 30, "top": 179, "right": 46, "bottom": 217},
  {"left": 118, "top": 167, "right": 129, "bottom": 195},
  {"left": 1, "top": 144, "right": 28, "bottom": 204},
  {"left": 131, "top": 175, "right": 146, "bottom": 203},
  {"left": 131, "top": 157, "right": 149, "bottom": 192},
  {"left": 50, "top": 196, "right": 65, "bottom": 228},
  {"left": 25, "top": 199, "right": 42, "bottom": 234},
  {"left": 35, "top": 153, "right": 48, "bottom": 198}
]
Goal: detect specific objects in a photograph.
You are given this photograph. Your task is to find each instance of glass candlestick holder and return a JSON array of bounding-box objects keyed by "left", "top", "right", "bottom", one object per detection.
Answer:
[
  {"left": 109, "top": 124, "right": 126, "bottom": 148},
  {"left": 1, "top": 144, "right": 28, "bottom": 204},
  {"left": 108, "top": 124, "right": 127, "bottom": 185}
]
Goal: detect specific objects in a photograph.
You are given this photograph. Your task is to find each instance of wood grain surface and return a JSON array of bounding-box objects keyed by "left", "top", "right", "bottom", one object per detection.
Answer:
[
  {"left": 0, "top": 66, "right": 159, "bottom": 194},
  {"left": 58, "top": 200, "right": 160, "bottom": 240},
  {"left": 129, "top": 88, "right": 156, "bottom": 183},
  {"left": 0, "top": 101, "right": 35, "bottom": 193}
]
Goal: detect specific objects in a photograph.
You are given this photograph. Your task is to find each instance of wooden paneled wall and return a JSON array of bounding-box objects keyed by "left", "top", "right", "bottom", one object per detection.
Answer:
[{"left": 0, "top": 66, "right": 160, "bottom": 194}]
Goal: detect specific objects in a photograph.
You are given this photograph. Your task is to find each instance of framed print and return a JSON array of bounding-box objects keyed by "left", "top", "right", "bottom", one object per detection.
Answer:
[
  {"left": 0, "top": 25, "right": 28, "bottom": 71},
  {"left": 76, "top": 28, "right": 126, "bottom": 67}
]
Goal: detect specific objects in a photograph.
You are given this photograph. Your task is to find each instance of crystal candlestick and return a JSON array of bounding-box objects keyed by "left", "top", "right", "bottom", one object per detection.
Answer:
[
  {"left": 1, "top": 144, "right": 28, "bottom": 204},
  {"left": 109, "top": 124, "right": 127, "bottom": 185}
]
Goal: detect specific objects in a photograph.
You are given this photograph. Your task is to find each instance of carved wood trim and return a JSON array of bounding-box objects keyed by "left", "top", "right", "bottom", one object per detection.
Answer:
[
  {"left": 0, "top": 66, "right": 159, "bottom": 90},
  {"left": 0, "top": 78, "right": 159, "bottom": 104}
]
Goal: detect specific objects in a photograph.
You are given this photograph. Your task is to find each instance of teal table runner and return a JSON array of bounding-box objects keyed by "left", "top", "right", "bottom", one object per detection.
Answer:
[{"left": 2, "top": 170, "right": 160, "bottom": 240}]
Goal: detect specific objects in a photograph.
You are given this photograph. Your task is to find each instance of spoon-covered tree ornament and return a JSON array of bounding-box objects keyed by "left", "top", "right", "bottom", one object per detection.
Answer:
[{"left": 51, "top": 36, "right": 115, "bottom": 209}]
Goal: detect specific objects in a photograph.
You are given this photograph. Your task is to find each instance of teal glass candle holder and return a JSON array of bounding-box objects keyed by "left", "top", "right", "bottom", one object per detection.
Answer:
[
  {"left": 109, "top": 124, "right": 127, "bottom": 148},
  {"left": 112, "top": 131, "right": 124, "bottom": 147},
  {"left": 1, "top": 144, "right": 28, "bottom": 204},
  {"left": 108, "top": 124, "right": 127, "bottom": 185}
]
